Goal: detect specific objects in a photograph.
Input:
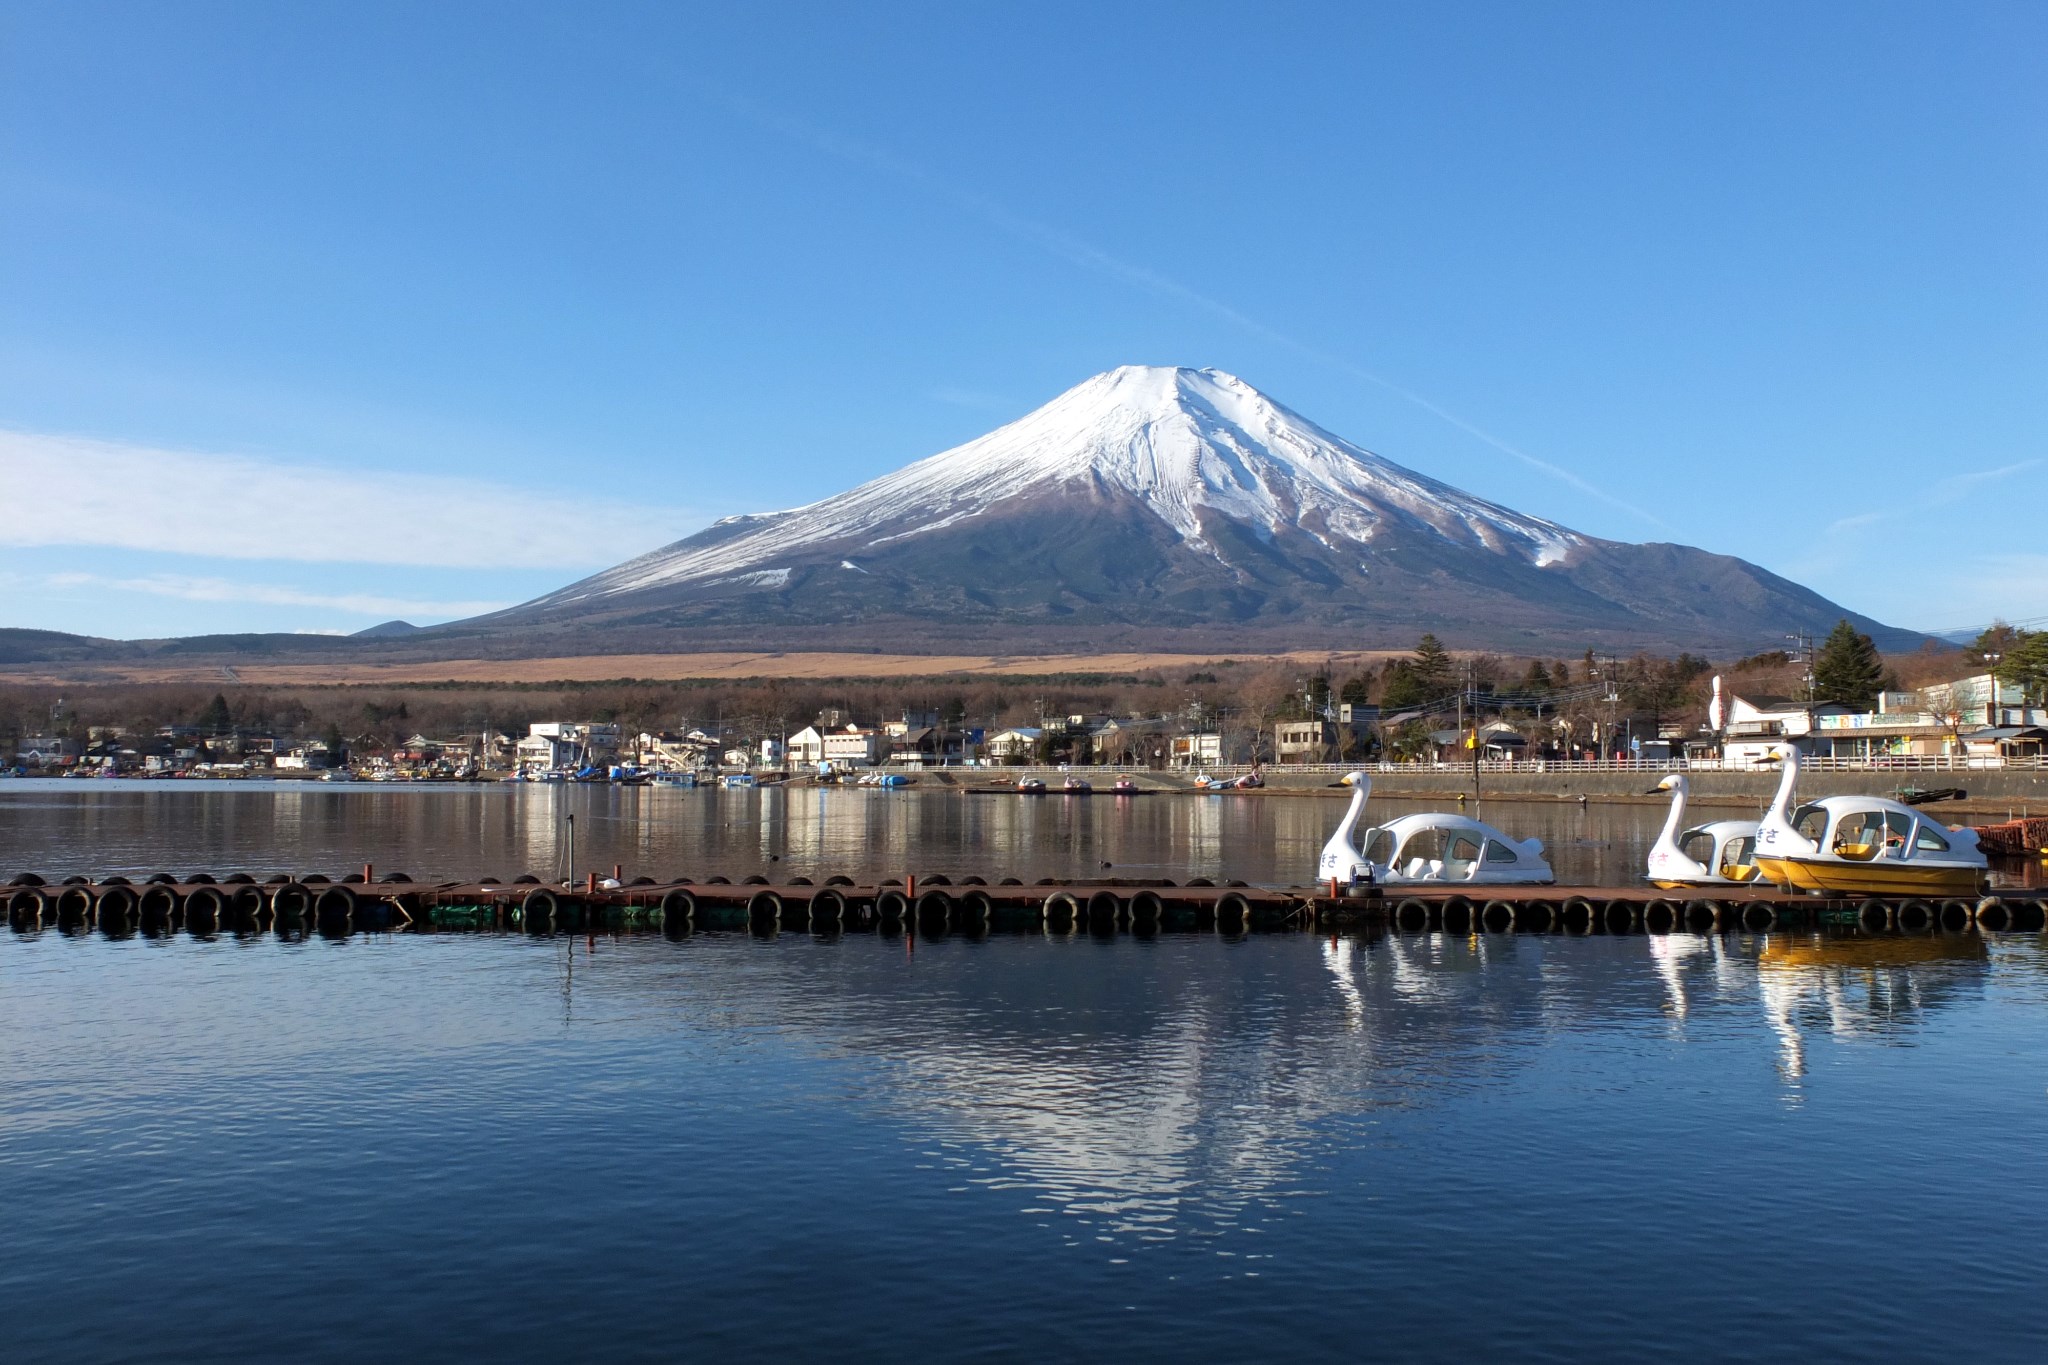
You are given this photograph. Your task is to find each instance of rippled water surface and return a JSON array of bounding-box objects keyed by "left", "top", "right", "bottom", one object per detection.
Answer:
[{"left": 5, "top": 784, "right": 2048, "bottom": 1362}]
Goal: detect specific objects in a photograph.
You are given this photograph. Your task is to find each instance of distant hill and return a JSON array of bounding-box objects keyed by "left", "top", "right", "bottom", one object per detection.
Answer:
[{"left": 353, "top": 620, "right": 423, "bottom": 638}]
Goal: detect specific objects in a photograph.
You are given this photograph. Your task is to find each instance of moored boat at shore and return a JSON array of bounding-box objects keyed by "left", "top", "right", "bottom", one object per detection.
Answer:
[
  {"left": 1644, "top": 774, "right": 1760, "bottom": 888},
  {"left": 1317, "top": 772, "right": 1553, "bottom": 886},
  {"left": 1751, "top": 744, "right": 1987, "bottom": 896}
]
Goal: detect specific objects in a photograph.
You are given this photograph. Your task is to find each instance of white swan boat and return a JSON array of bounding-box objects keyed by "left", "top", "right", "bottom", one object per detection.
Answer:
[
  {"left": 1750, "top": 744, "right": 1987, "bottom": 896},
  {"left": 1317, "top": 772, "right": 1553, "bottom": 886},
  {"left": 1644, "top": 774, "right": 1761, "bottom": 888}
]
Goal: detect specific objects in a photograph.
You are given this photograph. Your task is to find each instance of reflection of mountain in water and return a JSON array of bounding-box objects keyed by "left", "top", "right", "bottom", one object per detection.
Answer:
[{"left": 614, "top": 932, "right": 2020, "bottom": 1250}]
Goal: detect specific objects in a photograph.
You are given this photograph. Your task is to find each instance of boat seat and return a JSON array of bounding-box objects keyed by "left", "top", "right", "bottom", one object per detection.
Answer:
[{"left": 1835, "top": 843, "right": 1878, "bottom": 861}]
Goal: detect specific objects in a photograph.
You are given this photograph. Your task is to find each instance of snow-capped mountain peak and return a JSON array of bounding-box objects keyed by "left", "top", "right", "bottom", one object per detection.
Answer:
[{"left": 553, "top": 366, "right": 1583, "bottom": 604}]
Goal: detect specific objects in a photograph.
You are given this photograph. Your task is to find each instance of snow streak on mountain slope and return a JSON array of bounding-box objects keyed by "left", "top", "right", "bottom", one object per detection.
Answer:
[{"left": 545, "top": 367, "right": 1584, "bottom": 606}]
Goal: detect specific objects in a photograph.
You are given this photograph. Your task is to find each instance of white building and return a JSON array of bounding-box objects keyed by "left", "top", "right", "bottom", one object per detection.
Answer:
[
  {"left": 517, "top": 721, "right": 621, "bottom": 773},
  {"left": 791, "top": 724, "right": 884, "bottom": 768}
]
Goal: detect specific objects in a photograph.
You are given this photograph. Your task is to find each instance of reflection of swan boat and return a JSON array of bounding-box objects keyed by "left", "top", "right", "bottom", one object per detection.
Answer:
[
  {"left": 1317, "top": 772, "right": 1554, "bottom": 885},
  {"left": 1751, "top": 746, "right": 1987, "bottom": 896},
  {"left": 1645, "top": 774, "right": 1760, "bottom": 887},
  {"left": 1760, "top": 934, "right": 1987, "bottom": 970}
]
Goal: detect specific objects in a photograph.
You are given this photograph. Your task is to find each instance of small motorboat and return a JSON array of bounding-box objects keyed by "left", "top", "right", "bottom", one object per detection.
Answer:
[
  {"left": 1016, "top": 777, "right": 1047, "bottom": 794},
  {"left": 1751, "top": 745, "right": 1987, "bottom": 896},
  {"left": 721, "top": 772, "right": 758, "bottom": 789},
  {"left": 1644, "top": 774, "right": 1761, "bottom": 888},
  {"left": 875, "top": 773, "right": 913, "bottom": 788},
  {"left": 654, "top": 771, "right": 697, "bottom": 787},
  {"left": 1317, "top": 772, "right": 1553, "bottom": 886},
  {"left": 1062, "top": 775, "right": 1092, "bottom": 794}
]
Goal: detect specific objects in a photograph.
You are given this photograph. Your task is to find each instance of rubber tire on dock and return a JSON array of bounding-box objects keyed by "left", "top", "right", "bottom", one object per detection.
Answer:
[
  {"left": 1895, "top": 899, "right": 1934, "bottom": 933},
  {"left": 138, "top": 885, "right": 177, "bottom": 933},
  {"left": 659, "top": 887, "right": 697, "bottom": 930},
  {"left": 1684, "top": 900, "right": 1721, "bottom": 934},
  {"left": 1741, "top": 903, "right": 1776, "bottom": 933},
  {"left": 185, "top": 885, "right": 225, "bottom": 936},
  {"left": 1477, "top": 900, "right": 1514, "bottom": 934},
  {"left": 1440, "top": 897, "right": 1474, "bottom": 935},
  {"left": 1513, "top": 900, "right": 1553, "bottom": 933},
  {"left": 747, "top": 889, "right": 784, "bottom": 934},
  {"left": 958, "top": 889, "right": 993, "bottom": 933},
  {"left": 1603, "top": 900, "right": 1638, "bottom": 935},
  {"left": 1972, "top": 897, "right": 2013, "bottom": 932},
  {"left": 1086, "top": 891, "right": 1123, "bottom": 933},
  {"left": 2014, "top": 899, "right": 2048, "bottom": 933},
  {"left": 1855, "top": 898, "right": 1890, "bottom": 932},
  {"left": 272, "top": 883, "right": 314, "bottom": 921},
  {"left": 1215, "top": 892, "right": 1250, "bottom": 935},
  {"left": 1394, "top": 898, "right": 1430, "bottom": 932},
  {"left": 809, "top": 887, "right": 846, "bottom": 931},
  {"left": 520, "top": 887, "right": 558, "bottom": 934},
  {"left": 1938, "top": 900, "right": 1974, "bottom": 933},
  {"left": 1129, "top": 890, "right": 1164, "bottom": 933},
  {"left": 95, "top": 884, "right": 137, "bottom": 936},
  {"left": 876, "top": 889, "right": 910, "bottom": 929},
  {"left": 315, "top": 884, "right": 356, "bottom": 933},
  {"left": 915, "top": 889, "right": 952, "bottom": 935},
  {"left": 9, "top": 887, "right": 47, "bottom": 930},
  {"left": 1560, "top": 898, "right": 1596, "bottom": 935},
  {"left": 1042, "top": 892, "right": 1078, "bottom": 934},
  {"left": 225, "top": 885, "right": 265, "bottom": 932},
  {"left": 55, "top": 885, "right": 94, "bottom": 931},
  {"left": 1641, "top": 899, "right": 1678, "bottom": 935}
]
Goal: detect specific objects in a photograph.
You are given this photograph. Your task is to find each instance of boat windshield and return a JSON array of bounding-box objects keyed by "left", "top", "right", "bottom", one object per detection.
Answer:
[
  {"left": 1915, "top": 823, "right": 1951, "bottom": 853},
  {"left": 1483, "top": 840, "right": 1519, "bottom": 864},
  {"left": 1362, "top": 828, "right": 1395, "bottom": 866},
  {"left": 1723, "top": 835, "right": 1757, "bottom": 868},
  {"left": 1791, "top": 804, "right": 1828, "bottom": 843},
  {"left": 1678, "top": 830, "right": 1716, "bottom": 866}
]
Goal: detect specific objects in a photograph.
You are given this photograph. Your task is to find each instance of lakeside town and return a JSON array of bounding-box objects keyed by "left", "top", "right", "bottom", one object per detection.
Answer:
[{"left": 9, "top": 624, "right": 2046, "bottom": 781}]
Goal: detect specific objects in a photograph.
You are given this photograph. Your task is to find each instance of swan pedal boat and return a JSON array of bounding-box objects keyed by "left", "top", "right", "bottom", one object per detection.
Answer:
[
  {"left": 1644, "top": 774, "right": 1762, "bottom": 888},
  {"left": 1317, "top": 772, "right": 1553, "bottom": 886},
  {"left": 1750, "top": 744, "right": 1986, "bottom": 896}
]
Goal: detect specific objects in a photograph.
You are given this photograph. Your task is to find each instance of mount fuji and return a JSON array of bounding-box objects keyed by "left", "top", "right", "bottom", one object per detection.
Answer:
[{"left": 469, "top": 366, "right": 1915, "bottom": 653}]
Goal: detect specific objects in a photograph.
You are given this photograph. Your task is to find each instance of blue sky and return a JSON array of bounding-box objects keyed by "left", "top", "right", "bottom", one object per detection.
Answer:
[{"left": 2, "top": 0, "right": 2042, "bottom": 642}]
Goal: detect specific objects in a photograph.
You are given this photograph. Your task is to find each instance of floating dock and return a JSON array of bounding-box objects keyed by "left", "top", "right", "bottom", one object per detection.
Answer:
[{"left": 6, "top": 869, "right": 2046, "bottom": 938}]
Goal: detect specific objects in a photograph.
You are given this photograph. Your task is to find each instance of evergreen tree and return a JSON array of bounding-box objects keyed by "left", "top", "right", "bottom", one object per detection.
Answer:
[
  {"left": 198, "top": 692, "right": 233, "bottom": 735},
  {"left": 1412, "top": 633, "right": 1453, "bottom": 691},
  {"left": 1811, "top": 620, "right": 1884, "bottom": 710},
  {"left": 1520, "top": 661, "right": 1553, "bottom": 692},
  {"left": 1378, "top": 661, "right": 1428, "bottom": 710}
]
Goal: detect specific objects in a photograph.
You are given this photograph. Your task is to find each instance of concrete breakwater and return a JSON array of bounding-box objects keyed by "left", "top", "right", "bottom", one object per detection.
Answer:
[{"left": 9, "top": 870, "right": 2046, "bottom": 939}]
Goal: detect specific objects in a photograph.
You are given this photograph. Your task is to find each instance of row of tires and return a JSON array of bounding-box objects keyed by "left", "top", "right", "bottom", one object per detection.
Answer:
[
  {"left": 6, "top": 881, "right": 401, "bottom": 935},
  {"left": 513, "top": 886, "right": 1281, "bottom": 935},
  {"left": 1383, "top": 895, "right": 2048, "bottom": 936}
]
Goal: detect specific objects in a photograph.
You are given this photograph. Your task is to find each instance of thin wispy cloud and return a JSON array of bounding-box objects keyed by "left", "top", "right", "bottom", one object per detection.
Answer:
[
  {"left": 0, "top": 429, "right": 692, "bottom": 569},
  {"left": 703, "top": 88, "right": 1668, "bottom": 530},
  {"left": 40, "top": 572, "right": 511, "bottom": 619},
  {"left": 1823, "top": 458, "right": 2040, "bottom": 538}
]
